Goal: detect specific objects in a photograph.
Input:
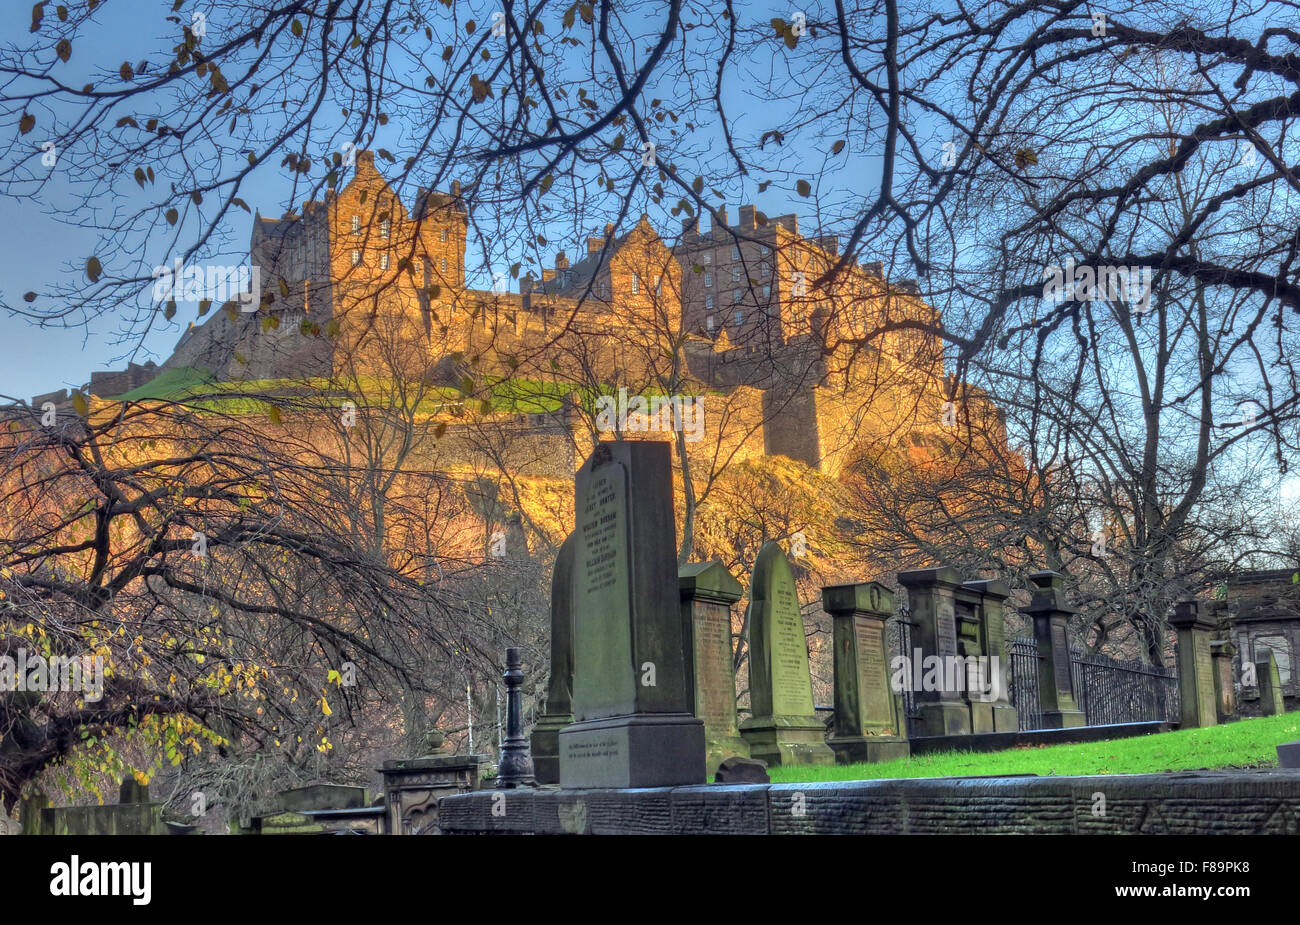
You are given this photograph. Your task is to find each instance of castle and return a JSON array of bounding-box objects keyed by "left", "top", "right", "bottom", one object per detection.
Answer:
[{"left": 89, "top": 151, "right": 1004, "bottom": 477}]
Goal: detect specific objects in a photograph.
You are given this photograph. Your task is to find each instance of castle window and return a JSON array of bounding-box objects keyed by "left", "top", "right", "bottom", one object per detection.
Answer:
[
  {"left": 706, "top": 314, "right": 715, "bottom": 331},
  {"left": 351, "top": 215, "right": 361, "bottom": 235},
  {"left": 731, "top": 266, "right": 741, "bottom": 283},
  {"left": 440, "top": 227, "right": 448, "bottom": 242},
  {"left": 732, "top": 289, "right": 742, "bottom": 304},
  {"left": 380, "top": 252, "right": 390, "bottom": 270},
  {"left": 763, "top": 285, "right": 771, "bottom": 299},
  {"left": 761, "top": 262, "right": 770, "bottom": 278},
  {"left": 351, "top": 249, "right": 362, "bottom": 267},
  {"left": 731, "top": 245, "right": 740, "bottom": 260},
  {"left": 702, "top": 252, "right": 711, "bottom": 265},
  {"left": 705, "top": 294, "right": 714, "bottom": 310},
  {"left": 380, "top": 218, "right": 391, "bottom": 239},
  {"left": 441, "top": 257, "right": 447, "bottom": 272},
  {"left": 631, "top": 276, "right": 640, "bottom": 294},
  {"left": 655, "top": 275, "right": 663, "bottom": 297},
  {"left": 704, "top": 272, "right": 713, "bottom": 288},
  {"left": 734, "top": 310, "right": 744, "bottom": 325}
]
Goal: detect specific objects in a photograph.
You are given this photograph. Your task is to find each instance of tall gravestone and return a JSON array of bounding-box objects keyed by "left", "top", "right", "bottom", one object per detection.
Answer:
[
  {"left": 739, "top": 542, "right": 834, "bottom": 766},
  {"left": 1020, "top": 570, "right": 1085, "bottom": 729},
  {"left": 898, "top": 568, "right": 970, "bottom": 736},
  {"left": 963, "top": 579, "right": 1019, "bottom": 732},
  {"left": 529, "top": 533, "right": 576, "bottom": 784},
  {"left": 1170, "top": 600, "right": 1217, "bottom": 728},
  {"left": 680, "top": 560, "right": 749, "bottom": 775},
  {"left": 823, "top": 582, "right": 909, "bottom": 763},
  {"left": 1210, "top": 640, "right": 1238, "bottom": 722},
  {"left": 558, "top": 441, "right": 705, "bottom": 788},
  {"left": 1256, "top": 650, "right": 1286, "bottom": 716}
]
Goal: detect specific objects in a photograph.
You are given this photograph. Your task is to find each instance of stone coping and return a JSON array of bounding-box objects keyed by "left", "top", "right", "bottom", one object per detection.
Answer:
[{"left": 437, "top": 769, "right": 1300, "bottom": 835}]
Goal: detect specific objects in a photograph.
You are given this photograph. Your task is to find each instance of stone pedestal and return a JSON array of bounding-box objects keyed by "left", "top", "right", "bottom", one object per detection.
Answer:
[
  {"left": 1210, "top": 640, "right": 1238, "bottom": 722},
  {"left": 740, "top": 541, "right": 835, "bottom": 766},
  {"left": 1256, "top": 650, "right": 1286, "bottom": 716},
  {"left": 680, "top": 560, "right": 749, "bottom": 776},
  {"left": 530, "top": 534, "right": 575, "bottom": 784},
  {"left": 898, "top": 567, "right": 971, "bottom": 736},
  {"left": 823, "top": 582, "right": 910, "bottom": 764},
  {"left": 1170, "top": 600, "right": 1218, "bottom": 729},
  {"left": 1020, "top": 571, "right": 1085, "bottom": 729},
  {"left": 559, "top": 441, "right": 705, "bottom": 789}
]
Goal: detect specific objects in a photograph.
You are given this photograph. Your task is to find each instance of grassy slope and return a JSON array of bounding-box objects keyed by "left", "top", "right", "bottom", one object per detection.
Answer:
[{"left": 770, "top": 712, "right": 1300, "bottom": 782}]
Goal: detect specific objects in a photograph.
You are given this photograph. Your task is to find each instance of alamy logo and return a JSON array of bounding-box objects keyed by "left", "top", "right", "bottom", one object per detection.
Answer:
[
  {"left": 50, "top": 856, "right": 151, "bottom": 906},
  {"left": 594, "top": 388, "right": 705, "bottom": 443},
  {"left": 152, "top": 258, "right": 261, "bottom": 312},
  {"left": 890, "top": 648, "right": 1003, "bottom": 703},
  {"left": 1042, "top": 259, "right": 1153, "bottom": 313},
  {"left": 0, "top": 648, "right": 103, "bottom": 702}
]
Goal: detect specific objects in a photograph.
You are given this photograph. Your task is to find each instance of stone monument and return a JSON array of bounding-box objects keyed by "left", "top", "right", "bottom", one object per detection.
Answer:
[
  {"left": 823, "top": 581, "right": 909, "bottom": 763},
  {"left": 558, "top": 441, "right": 706, "bottom": 788},
  {"left": 529, "top": 533, "right": 575, "bottom": 784},
  {"left": 679, "top": 559, "right": 750, "bottom": 775},
  {"left": 1210, "top": 639, "right": 1238, "bottom": 722},
  {"left": 898, "top": 567, "right": 971, "bottom": 736},
  {"left": 962, "top": 579, "right": 1019, "bottom": 732},
  {"left": 739, "top": 541, "right": 834, "bottom": 766}
]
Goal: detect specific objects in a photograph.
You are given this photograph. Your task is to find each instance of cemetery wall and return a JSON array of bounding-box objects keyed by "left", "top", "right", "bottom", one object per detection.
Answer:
[{"left": 436, "top": 768, "right": 1300, "bottom": 835}]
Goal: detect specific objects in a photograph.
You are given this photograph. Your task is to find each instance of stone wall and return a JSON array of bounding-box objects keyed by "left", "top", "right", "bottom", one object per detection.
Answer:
[{"left": 437, "top": 768, "right": 1300, "bottom": 834}]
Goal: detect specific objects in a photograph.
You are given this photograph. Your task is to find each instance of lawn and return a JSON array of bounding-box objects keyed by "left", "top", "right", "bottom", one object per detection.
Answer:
[{"left": 769, "top": 711, "right": 1300, "bottom": 782}]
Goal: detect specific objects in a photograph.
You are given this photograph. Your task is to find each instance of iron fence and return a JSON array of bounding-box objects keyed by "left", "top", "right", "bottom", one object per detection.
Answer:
[{"left": 1070, "top": 646, "right": 1179, "bottom": 726}]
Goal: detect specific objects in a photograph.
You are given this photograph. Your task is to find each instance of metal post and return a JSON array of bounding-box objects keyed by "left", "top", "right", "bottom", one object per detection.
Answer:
[{"left": 495, "top": 647, "right": 536, "bottom": 788}]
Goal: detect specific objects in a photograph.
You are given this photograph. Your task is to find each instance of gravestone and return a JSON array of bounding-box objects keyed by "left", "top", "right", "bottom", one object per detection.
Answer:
[
  {"left": 529, "top": 533, "right": 576, "bottom": 784},
  {"left": 1210, "top": 640, "right": 1238, "bottom": 722},
  {"left": 1170, "top": 600, "right": 1218, "bottom": 728},
  {"left": 1256, "top": 650, "right": 1286, "bottom": 716},
  {"left": 558, "top": 441, "right": 705, "bottom": 788},
  {"left": 898, "top": 568, "right": 971, "bottom": 735},
  {"left": 823, "top": 581, "right": 909, "bottom": 763},
  {"left": 739, "top": 541, "right": 834, "bottom": 766},
  {"left": 1279, "top": 740, "right": 1300, "bottom": 769},
  {"left": 679, "top": 560, "right": 749, "bottom": 775},
  {"left": 1019, "top": 571, "right": 1085, "bottom": 729},
  {"left": 963, "top": 579, "right": 1019, "bottom": 732}
]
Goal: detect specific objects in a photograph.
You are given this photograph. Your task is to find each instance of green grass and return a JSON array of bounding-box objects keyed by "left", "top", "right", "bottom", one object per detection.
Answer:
[
  {"left": 109, "top": 366, "right": 217, "bottom": 401},
  {"left": 769, "top": 711, "right": 1300, "bottom": 783}
]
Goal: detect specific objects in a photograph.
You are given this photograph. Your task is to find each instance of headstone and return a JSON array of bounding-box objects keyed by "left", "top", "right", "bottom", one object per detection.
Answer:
[
  {"left": 529, "top": 534, "right": 575, "bottom": 784},
  {"left": 1170, "top": 600, "right": 1218, "bottom": 728},
  {"left": 680, "top": 560, "right": 749, "bottom": 775},
  {"left": 119, "top": 777, "right": 149, "bottom": 804},
  {"left": 714, "top": 756, "right": 770, "bottom": 784},
  {"left": 739, "top": 541, "right": 834, "bottom": 766},
  {"left": 19, "top": 790, "right": 50, "bottom": 836},
  {"left": 1278, "top": 740, "right": 1300, "bottom": 769},
  {"left": 823, "top": 581, "right": 909, "bottom": 763},
  {"left": 963, "top": 579, "right": 1018, "bottom": 732},
  {"left": 1019, "top": 571, "right": 1085, "bottom": 729},
  {"left": 1256, "top": 650, "right": 1286, "bottom": 716},
  {"left": 558, "top": 441, "right": 705, "bottom": 788},
  {"left": 1210, "top": 640, "right": 1238, "bottom": 722},
  {"left": 898, "top": 567, "right": 971, "bottom": 735},
  {"left": 495, "top": 647, "right": 536, "bottom": 788},
  {"left": 380, "top": 754, "right": 487, "bottom": 835}
]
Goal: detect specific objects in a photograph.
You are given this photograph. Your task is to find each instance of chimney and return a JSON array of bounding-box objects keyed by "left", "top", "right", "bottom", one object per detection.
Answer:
[
  {"left": 555, "top": 251, "right": 568, "bottom": 271},
  {"left": 542, "top": 269, "right": 556, "bottom": 282},
  {"left": 711, "top": 207, "right": 729, "bottom": 232},
  {"left": 588, "top": 236, "right": 604, "bottom": 254},
  {"left": 356, "top": 150, "right": 375, "bottom": 169},
  {"left": 896, "top": 279, "right": 919, "bottom": 295},
  {"left": 738, "top": 205, "right": 756, "bottom": 230},
  {"left": 816, "top": 235, "right": 839, "bottom": 256},
  {"left": 681, "top": 215, "right": 699, "bottom": 236},
  {"left": 862, "top": 261, "right": 883, "bottom": 278},
  {"left": 451, "top": 180, "right": 461, "bottom": 197},
  {"left": 776, "top": 214, "right": 798, "bottom": 234}
]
